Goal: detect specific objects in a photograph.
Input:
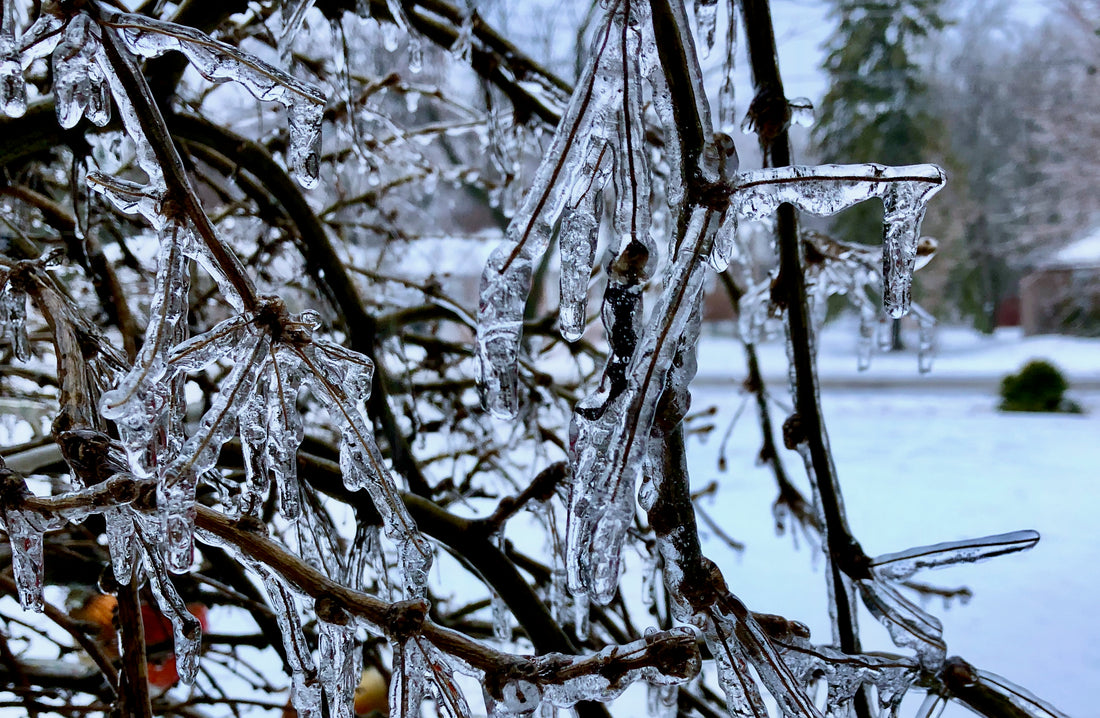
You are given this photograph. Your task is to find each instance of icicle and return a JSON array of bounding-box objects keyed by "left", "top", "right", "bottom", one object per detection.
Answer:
[
  {"left": 420, "top": 639, "right": 472, "bottom": 718},
  {"left": 477, "top": 4, "right": 633, "bottom": 418},
  {"left": 857, "top": 579, "right": 945, "bottom": 669},
  {"left": 640, "top": 546, "right": 658, "bottom": 610},
  {"left": 316, "top": 599, "right": 361, "bottom": 718},
  {"left": 105, "top": 506, "right": 138, "bottom": 586},
  {"left": 916, "top": 309, "right": 935, "bottom": 373},
  {"left": 693, "top": 0, "right": 720, "bottom": 57},
  {"left": 857, "top": 303, "right": 875, "bottom": 371},
  {"left": 160, "top": 331, "right": 269, "bottom": 573},
  {"left": 0, "top": 503, "right": 53, "bottom": 612},
  {"left": 53, "top": 14, "right": 109, "bottom": 129},
  {"left": 558, "top": 141, "right": 612, "bottom": 342},
  {"left": 913, "top": 692, "right": 948, "bottom": 718},
  {"left": 261, "top": 571, "right": 323, "bottom": 718},
  {"left": 105, "top": 11, "right": 326, "bottom": 186},
  {"left": 138, "top": 520, "right": 202, "bottom": 684},
  {"left": 0, "top": 281, "right": 29, "bottom": 362},
  {"left": 648, "top": 683, "right": 678, "bottom": 718},
  {"left": 299, "top": 340, "right": 432, "bottom": 597},
  {"left": 871, "top": 530, "right": 1039, "bottom": 581},
  {"left": 717, "top": 2, "right": 738, "bottom": 134},
  {"left": 267, "top": 346, "right": 307, "bottom": 519},
  {"left": 573, "top": 591, "right": 590, "bottom": 642},
  {"left": 390, "top": 639, "right": 427, "bottom": 718},
  {"left": 0, "top": 0, "right": 25, "bottom": 118},
  {"left": 237, "top": 370, "right": 271, "bottom": 517},
  {"left": 709, "top": 204, "right": 739, "bottom": 272},
  {"left": 451, "top": 9, "right": 475, "bottom": 63},
  {"left": 278, "top": 0, "right": 317, "bottom": 65}
]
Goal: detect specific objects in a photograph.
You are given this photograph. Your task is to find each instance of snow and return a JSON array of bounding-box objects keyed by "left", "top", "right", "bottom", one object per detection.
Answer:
[
  {"left": 687, "top": 322, "right": 1100, "bottom": 717},
  {"left": 1051, "top": 226, "right": 1100, "bottom": 268}
]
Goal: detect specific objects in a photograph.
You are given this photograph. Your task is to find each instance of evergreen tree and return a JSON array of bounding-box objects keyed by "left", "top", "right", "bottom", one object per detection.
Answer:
[{"left": 814, "top": 0, "right": 947, "bottom": 342}]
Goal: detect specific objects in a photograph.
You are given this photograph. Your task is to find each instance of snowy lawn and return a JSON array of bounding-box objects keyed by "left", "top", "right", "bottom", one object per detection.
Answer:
[{"left": 687, "top": 327, "right": 1100, "bottom": 717}]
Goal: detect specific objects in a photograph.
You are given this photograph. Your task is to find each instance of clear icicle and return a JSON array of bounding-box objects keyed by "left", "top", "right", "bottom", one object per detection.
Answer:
[
  {"left": 912, "top": 304, "right": 936, "bottom": 374},
  {"left": 53, "top": 14, "right": 109, "bottom": 129},
  {"left": 267, "top": 346, "right": 307, "bottom": 519},
  {"left": 390, "top": 639, "right": 427, "bottom": 718},
  {"left": 648, "top": 684, "right": 678, "bottom": 718},
  {"left": 160, "top": 332, "right": 269, "bottom": 573},
  {"left": 420, "top": 639, "right": 472, "bottom": 718},
  {"left": 857, "top": 579, "right": 945, "bottom": 669},
  {"left": 299, "top": 341, "right": 432, "bottom": 596},
  {"left": 477, "top": 4, "right": 636, "bottom": 418},
  {"left": 693, "top": 0, "right": 720, "bottom": 57},
  {"left": 105, "top": 506, "right": 137, "bottom": 586},
  {"left": 0, "top": 0, "right": 26, "bottom": 118},
  {"left": 573, "top": 591, "right": 590, "bottom": 642},
  {"left": 100, "top": 235, "right": 191, "bottom": 477},
  {"left": 871, "top": 530, "right": 1040, "bottom": 581},
  {"left": 237, "top": 370, "right": 271, "bottom": 518},
  {"left": 858, "top": 303, "right": 875, "bottom": 371},
  {"left": 262, "top": 571, "right": 323, "bottom": 718},
  {"left": 0, "top": 281, "right": 29, "bottom": 362},
  {"left": 0, "top": 507, "right": 50, "bottom": 612},
  {"left": 106, "top": 11, "right": 326, "bottom": 186},
  {"left": 733, "top": 163, "right": 945, "bottom": 317},
  {"left": 278, "top": 0, "right": 317, "bottom": 65},
  {"left": 317, "top": 601, "right": 361, "bottom": 718},
  {"left": 558, "top": 142, "right": 611, "bottom": 342},
  {"left": 490, "top": 532, "right": 510, "bottom": 642},
  {"left": 139, "top": 520, "right": 202, "bottom": 684}
]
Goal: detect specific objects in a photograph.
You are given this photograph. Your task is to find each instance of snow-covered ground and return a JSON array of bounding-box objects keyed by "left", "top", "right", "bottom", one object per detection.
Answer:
[{"left": 687, "top": 323, "right": 1100, "bottom": 717}]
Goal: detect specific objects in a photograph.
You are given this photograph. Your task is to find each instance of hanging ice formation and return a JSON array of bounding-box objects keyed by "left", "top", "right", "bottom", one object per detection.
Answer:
[{"left": 476, "top": 0, "right": 656, "bottom": 419}]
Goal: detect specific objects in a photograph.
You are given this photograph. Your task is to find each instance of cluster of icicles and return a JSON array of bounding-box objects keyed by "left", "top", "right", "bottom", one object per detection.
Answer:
[{"left": 0, "top": 1, "right": 1067, "bottom": 718}]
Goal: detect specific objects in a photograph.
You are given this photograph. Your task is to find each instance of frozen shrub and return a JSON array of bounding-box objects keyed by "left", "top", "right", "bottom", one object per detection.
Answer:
[{"left": 1000, "top": 359, "right": 1081, "bottom": 413}]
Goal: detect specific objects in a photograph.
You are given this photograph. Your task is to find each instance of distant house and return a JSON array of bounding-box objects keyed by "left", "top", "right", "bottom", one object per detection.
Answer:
[{"left": 1020, "top": 229, "right": 1100, "bottom": 336}]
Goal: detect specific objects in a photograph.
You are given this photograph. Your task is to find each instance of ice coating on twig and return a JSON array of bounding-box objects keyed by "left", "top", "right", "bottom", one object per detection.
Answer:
[
  {"left": 105, "top": 11, "right": 326, "bottom": 187},
  {"left": 0, "top": 0, "right": 25, "bottom": 118},
  {"left": 709, "top": 604, "right": 825, "bottom": 718},
  {"left": 52, "top": 14, "right": 110, "bottom": 129},
  {"left": 100, "top": 236, "right": 191, "bottom": 477},
  {"left": 138, "top": 519, "right": 202, "bottom": 684},
  {"left": 914, "top": 692, "right": 948, "bottom": 718},
  {"left": 567, "top": 208, "right": 712, "bottom": 603},
  {"left": 856, "top": 579, "right": 945, "bottom": 669},
  {"left": 419, "top": 638, "right": 471, "bottom": 718},
  {"left": 0, "top": 280, "right": 30, "bottom": 361},
  {"left": 317, "top": 602, "right": 361, "bottom": 718},
  {"left": 278, "top": 0, "right": 318, "bottom": 65},
  {"left": 391, "top": 638, "right": 427, "bottom": 718},
  {"left": 262, "top": 572, "right": 323, "bottom": 718},
  {"left": 717, "top": 2, "right": 738, "bottom": 134},
  {"left": 970, "top": 667, "right": 1070, "bottom": 718},
  {"left": 297, "top": 340, "right": 432, "bottom": 597},
  {"left": 558, "top": 141, "right": 612, "bottom": 342},
  {"left": 732, "top": 163, "right": 945, "bottom": 317},
  {"left": 477, "top": 1, "right": 653, "bottom": 418},
  {"left": 160, "top": 331, "right": 269, "bottom": 572},
  {"left": 870, "top": 530, "right": 1040, "bottom": 581}
]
